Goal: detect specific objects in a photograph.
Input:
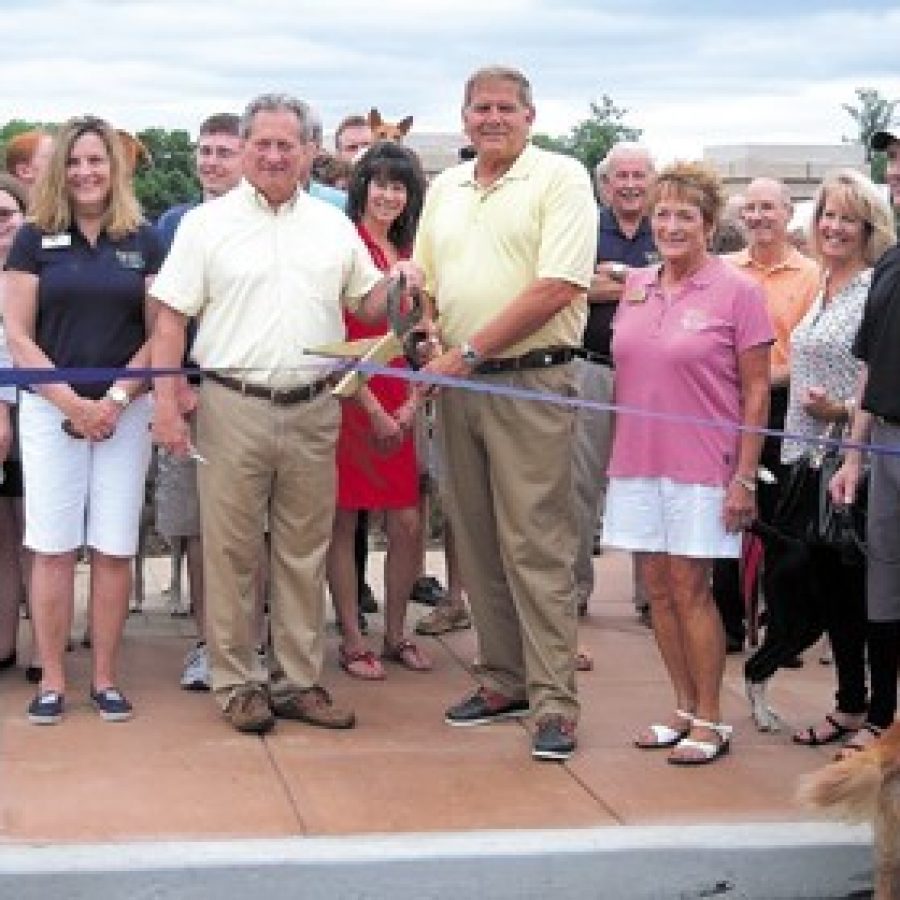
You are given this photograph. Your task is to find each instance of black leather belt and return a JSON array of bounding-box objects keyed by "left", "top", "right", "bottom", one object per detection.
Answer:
[
  {"left": 474, "top": 346, "right": 577, "bottom": 375},
  {"left": 206, "top": 372, "right": 329, "bottom": 405}
]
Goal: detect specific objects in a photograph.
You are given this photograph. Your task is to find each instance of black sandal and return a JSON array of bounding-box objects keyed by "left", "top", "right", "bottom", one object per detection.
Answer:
[{"left": 792, "top": 713, "right": 858, "bottom": 747}]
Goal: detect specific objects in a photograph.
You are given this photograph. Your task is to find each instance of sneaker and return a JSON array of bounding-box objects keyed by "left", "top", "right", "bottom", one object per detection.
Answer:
[
  {"left": 223, "top": 687, "right": 275, "bottom": 734},
  {"left": 27, "top": 690, "right": 64, "bottom": 725},
  {"left": 415, "top": 605, "right": 472, "bottom": 636},
  {"left": 410, "top": 575, "right": 446, "bottom": 607},
  {"left": 532, "top": 715, "right": 577, "bottom": 761},
  {"left": 444, "top": 687, "right": 529, "bottom": 727},
  {"left": 90, "top": 686, "right": 133, "bottom": 723},
  {"left": 180, "top": 643, "right": 211, "bottom": 691},
  {"left": 270, "top": 685, "right": 356, "bottom": 730}
]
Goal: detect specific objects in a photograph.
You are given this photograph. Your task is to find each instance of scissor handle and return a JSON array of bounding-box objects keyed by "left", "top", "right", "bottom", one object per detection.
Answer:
[{"left": 386, "top": 274, "right": 422, "bottom": 336}]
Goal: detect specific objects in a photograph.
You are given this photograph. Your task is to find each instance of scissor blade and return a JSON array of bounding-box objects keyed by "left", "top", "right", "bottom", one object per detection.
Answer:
[
  {"left": 303, "top": 337, "right": 382, "bottom": 359},
  {"left": 331, "top": 332, "right": 403, "bottom": 398}
]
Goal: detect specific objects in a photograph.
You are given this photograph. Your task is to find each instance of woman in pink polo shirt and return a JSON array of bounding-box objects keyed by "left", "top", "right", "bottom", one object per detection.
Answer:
[{"left": 603, "top": 161, "right": 773, "bottom": 765}]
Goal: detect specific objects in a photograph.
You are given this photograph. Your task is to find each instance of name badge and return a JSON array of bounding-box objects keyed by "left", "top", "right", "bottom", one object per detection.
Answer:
[
  {"left": 41, "top": 234, "right": 72, "bottom": 249},
  {"left": 116, "top": 250, "right": 145, "bottom": 269}
]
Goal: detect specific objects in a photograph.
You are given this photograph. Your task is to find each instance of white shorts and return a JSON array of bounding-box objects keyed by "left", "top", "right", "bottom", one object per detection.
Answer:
[
  {"left": 19, "top": 391, "right": 153, "bottom": 556},
  {"left": 602, "top": 476, "right": 741, "bottom": 559}
]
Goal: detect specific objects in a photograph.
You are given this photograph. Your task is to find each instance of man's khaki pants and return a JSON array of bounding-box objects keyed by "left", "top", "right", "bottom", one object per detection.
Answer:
[
  {"left": 436, "top": 364, "right": 580, "bottom": 723},
  {"left": 196, "top": 380, "right": 340, "bottom": 709}
]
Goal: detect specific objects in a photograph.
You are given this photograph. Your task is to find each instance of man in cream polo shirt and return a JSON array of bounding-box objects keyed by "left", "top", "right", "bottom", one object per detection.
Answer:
[
  {"left": 151, "top": 93, "right": 414, "bottom": 735},
  {"left": 414, "top": 66, "right": 596, "bottom": 761}
]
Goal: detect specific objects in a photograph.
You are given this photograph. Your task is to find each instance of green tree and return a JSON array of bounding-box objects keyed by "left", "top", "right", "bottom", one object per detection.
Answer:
[
  {"left": 842, "top": 87, "right": 898, "bottom": 171},
  {"left": 132, "top": 128, "right": 199, "bottom": 220},
  {"left": 533, "top": 95, "right": 641, "bottom": 174}
]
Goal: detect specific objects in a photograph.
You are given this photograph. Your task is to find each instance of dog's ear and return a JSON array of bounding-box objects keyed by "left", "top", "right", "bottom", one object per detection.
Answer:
[
  {"left": 397, "top": 116, "right": 414, "bottom": 137},
  {"left": 368, "top": 108, "right": 383, "bottom": 128}
]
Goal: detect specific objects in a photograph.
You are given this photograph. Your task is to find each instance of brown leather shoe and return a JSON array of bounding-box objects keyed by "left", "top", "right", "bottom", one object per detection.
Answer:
[
  {"left": 223, "top": 687, "right": 275, "bottom": 734},
  {"left": 271, "top": 685, "right": 356, "bottom": 730}
]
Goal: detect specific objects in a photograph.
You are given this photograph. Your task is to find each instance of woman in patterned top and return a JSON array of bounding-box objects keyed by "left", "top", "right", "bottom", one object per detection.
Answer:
[{"left": 785, "top": 170, "right": 896, "bottom": 751}]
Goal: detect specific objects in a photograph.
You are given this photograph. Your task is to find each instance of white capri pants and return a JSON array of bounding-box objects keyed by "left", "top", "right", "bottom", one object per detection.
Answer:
[
  {"left": 602, "top": 476, "right": 741, "bottom": 559},
  {"left": 19, "top": 391, "right": 153, "bottom": 556}
]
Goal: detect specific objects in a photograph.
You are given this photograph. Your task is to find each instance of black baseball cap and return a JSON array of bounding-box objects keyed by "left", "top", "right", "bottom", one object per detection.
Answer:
[{"left": 871, "top": 130, "right": 899, "bottom": 151}]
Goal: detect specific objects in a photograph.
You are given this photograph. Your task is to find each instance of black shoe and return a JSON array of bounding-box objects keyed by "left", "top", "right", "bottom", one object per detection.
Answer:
[
  {"left": 358, "top": 583, "right": 378, "bottom": 614},
  {"left": 411, "top": 576, "right": 446, "bottom": 607},
  {"left": 445, "top": 687, "right": 529, "bottom": 726},
  {"left": 532, "top": 715, "right": 577, "bottom": 761},
  {"left": 90, "top": 686, "right": 134, "bottom": 722},
  {"left": 27, "top": 690, "right": 64, "bottom": 725}
]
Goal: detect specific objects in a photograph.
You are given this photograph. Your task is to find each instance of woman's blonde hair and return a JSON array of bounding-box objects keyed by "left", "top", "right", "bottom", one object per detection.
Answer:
[
  {"left": 29, "top": 115, "right": 142, "bottom": 239},
  {"left": 810, "top": 169, "right": 896, "bottom": 266},
  {"left": 648, "top": 160, "right": 725, "bottom": 230}
]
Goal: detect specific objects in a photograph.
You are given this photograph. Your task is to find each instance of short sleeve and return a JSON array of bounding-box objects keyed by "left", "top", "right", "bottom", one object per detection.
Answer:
[
  {"left": 733, "top": 276, "right": 774, "bottom": 353},
  {"left": 342, "top": 224, "right": 385, "bottom": 314},
  {"left": 535, "top": 158, "right": 597, "bottom": 289},
  {"left": 4, "top": 224, "right": 42, "bottom": 275},
  {"left": 150, "top": 208, "right": 208, "bottom": 317}
]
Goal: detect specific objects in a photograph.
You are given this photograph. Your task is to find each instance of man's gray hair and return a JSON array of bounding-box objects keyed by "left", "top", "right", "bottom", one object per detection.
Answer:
[
  {"left": 596, "top": 141, "right": 655, "bottom": 179},
  {"left": 240, "top": 93, "right": 315, "bottom": 142}
]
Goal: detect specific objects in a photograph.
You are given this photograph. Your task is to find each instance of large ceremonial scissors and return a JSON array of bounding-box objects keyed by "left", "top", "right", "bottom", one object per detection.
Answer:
[{"left": 307, "top": 273, "right": 427, "bottom": 399}]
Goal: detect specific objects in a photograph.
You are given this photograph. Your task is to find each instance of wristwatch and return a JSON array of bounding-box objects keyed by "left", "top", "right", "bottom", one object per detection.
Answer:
[
  {"left": 105, "top": 385, "right": 130, "bottom": 409},
  {"left": 732, "top": 473, "right": 757, "bottom": 493},
  {"left": 459, "top": 341, "right": 481, "bottom": 367}
]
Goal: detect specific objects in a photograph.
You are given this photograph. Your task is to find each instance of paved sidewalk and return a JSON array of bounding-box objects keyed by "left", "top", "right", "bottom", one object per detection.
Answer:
[{"left": 0, "top": 550, "right": 857, "bottom": 843}]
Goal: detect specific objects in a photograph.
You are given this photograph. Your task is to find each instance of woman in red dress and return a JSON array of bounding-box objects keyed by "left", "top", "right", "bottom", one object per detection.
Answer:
[{"left": 328, "top": 142, "right": 431, "bottom": 678}]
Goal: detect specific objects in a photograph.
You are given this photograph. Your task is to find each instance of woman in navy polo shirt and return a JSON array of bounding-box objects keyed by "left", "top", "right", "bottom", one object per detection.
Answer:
[{"left": 4, "top": 115, "right": 163, "bottom": 725}]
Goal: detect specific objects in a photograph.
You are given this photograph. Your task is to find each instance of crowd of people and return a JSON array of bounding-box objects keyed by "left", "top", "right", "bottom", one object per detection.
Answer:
[{"left": 0, "top": 63, "right": 898, "bottom": 767}]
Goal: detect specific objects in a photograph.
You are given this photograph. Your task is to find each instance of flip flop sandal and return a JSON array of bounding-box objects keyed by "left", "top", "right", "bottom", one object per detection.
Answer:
[
  {"left": 338, "top": 646, "right": 385, "bottom": 681},
  {"left": 634, "top": 709, "right": 694, "bottom": 749},
  {"left": 382, "top": 638, "right": 433, "bottom": 672},
  {"left": 667, "top": 718, "right": 733, "bottom": 766},
  {"left": 834, "top": 723, "right": 883, "bottom": 761},
  {"left": 792, "top": 713, "right": 857, "bottom": 747}
]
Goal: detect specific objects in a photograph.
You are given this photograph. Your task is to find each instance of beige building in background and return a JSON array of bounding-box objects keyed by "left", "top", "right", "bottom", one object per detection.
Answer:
[{"left": 703, "top": 143, "right": 867, "bottom": 202}]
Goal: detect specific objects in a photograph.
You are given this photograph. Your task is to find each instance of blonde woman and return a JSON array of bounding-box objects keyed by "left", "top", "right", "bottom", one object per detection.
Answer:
[{"left": 5, "top": 116, "right": 164, "bottom": 725}]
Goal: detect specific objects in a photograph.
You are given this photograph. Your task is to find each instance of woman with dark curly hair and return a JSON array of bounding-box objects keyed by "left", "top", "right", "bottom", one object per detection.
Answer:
[
  {"left": 327, "top": 142, "right": 431, "bottom": 679},
  {"left": 603, "top": 161, "right": 773, "bottom": 764}
]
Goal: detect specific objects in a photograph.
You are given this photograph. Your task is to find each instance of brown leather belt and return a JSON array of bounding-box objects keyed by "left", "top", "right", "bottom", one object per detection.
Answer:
[
  {"left": 474, "top": 346, "right": 577, "bottom": 375},
  {"left": 206, "top": 372, "right": 329, "bottom": 405}
]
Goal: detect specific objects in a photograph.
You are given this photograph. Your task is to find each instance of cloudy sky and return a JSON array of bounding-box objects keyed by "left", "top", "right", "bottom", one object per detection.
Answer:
[{"left": 3, "top": 0, "right": 899, "bottom": 159}]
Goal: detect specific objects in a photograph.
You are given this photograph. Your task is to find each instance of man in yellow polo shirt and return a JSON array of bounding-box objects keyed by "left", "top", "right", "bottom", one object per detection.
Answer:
[
  {"left": 414, "top": 65, "right": 596, "bottom": 761},
  {"left": 151, "top": 94, "right": 412, "bottom": 736}
]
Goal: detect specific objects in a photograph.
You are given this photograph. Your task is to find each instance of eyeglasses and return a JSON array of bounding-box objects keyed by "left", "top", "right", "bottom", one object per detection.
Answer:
[
  {"left": 0, "top": 208, "right": 22, "bottom": 223},
  {"left": 197, "top": 145, "right": 239, "bottom": 160}
]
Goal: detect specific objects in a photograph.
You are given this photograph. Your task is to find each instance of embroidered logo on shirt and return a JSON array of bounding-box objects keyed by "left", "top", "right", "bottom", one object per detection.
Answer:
[
  {"left": 41, "top": 234, "right": 72, "bottom": 249},
  {"left": 680, "top": 308, "right": 710, "bottom": 332},
  {"left": 116, "top": 250, "right": 145, "bottom": 270}
]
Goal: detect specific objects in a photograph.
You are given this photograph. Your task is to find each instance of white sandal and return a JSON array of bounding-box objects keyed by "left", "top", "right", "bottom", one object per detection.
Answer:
[
  {"left": 635, "top": 709, "right": 694, "bottom": 750},
  {"left": 668, "top": 717, "right": 732, "bottom": 766}
]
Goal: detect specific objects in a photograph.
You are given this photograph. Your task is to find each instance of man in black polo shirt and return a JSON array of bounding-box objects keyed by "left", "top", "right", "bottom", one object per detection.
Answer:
[
  {"left": 574, "top": 142, "right": 656, "bottom": 623},
  {"left": 831, "top": 127, "right": 900, "bottom": 750}
]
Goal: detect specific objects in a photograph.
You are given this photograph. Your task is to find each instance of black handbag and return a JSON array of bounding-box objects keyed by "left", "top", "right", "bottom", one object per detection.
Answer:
[{"left": 770, "top": 425, "right": 867, "bottom": 564}]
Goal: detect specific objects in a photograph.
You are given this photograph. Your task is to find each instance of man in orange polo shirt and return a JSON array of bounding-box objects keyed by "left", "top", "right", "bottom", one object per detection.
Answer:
[{"left": 715, "top": 177, "right": 820, "bottom": 653}]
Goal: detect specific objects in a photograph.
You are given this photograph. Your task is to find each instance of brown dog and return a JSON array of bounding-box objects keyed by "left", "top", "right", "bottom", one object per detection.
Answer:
[
  {"left": 798, "top": 721, "right": 900, "bottom": 899},
  {"left": 367, "top": 108, "right": 413, "bottom": 143}
]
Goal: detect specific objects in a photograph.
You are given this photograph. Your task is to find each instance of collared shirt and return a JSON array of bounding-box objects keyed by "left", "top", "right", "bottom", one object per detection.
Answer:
[
  {"left": 413, "top": 143, "right": 596, "bottom": 357},
  {"left": 608, "top": 255, "right": 773, "bottom": 486},
  {"left": 782, "top": 270, "right": 870, "bottom": 463},
  {"left": 5, "top": 222, "right": 163, "bottom": 398},
  {"left": 583, "top": 208, "right": 657, "bottom": 357},
  {"left": 151, "top": 178, "right": 382, "bottom": 388},
  {"left": 725, "top": 246, "right": 821, "bottom": 369},
  {"left": 854, "top": 244, "right": 900, "bottom": 418}
]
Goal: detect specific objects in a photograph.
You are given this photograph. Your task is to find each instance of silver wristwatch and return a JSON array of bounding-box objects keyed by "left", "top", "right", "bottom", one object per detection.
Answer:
[
  {"left": 460, "top": 341, "right": 481, "bottom": 366},
  {"left": 105, "top": 385, "right": 130, "bottom": 409}
]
